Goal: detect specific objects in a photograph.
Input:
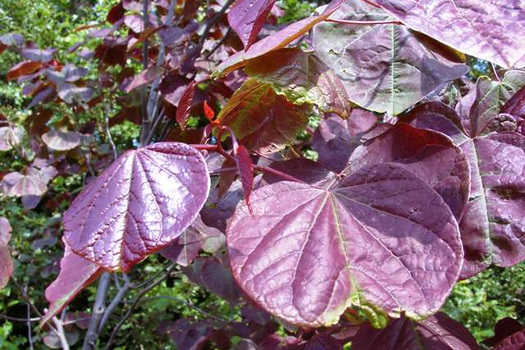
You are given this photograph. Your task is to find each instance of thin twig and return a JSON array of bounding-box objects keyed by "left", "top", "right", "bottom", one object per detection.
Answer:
[
  {"left": 104, "top": 265, "right": 177, "bottom": 350},
  {"left": 139, "top": 0, "right": 151, "bottom": 146},
  {"left": 0, "top": 314, "right": 41, "bottom": 322},
  {"left": 204, "top": 27, "right": 232, "bottom": 59},
  {"left": 26, "top": 292, "right": 34, "bottom": 350},
  {"left": 491, "top": 62, "right": 501, "bottom": 82},
  {"left": 82, "top": 272, "right": 111, "bottom": 350},
  {"left": 104, "top": 104, "right": 118, "bottom": 160},
  {"left": 130, "top": 261, "right": 175, "bottom": 290},
  {"left": 98, "top": 274, "right": 130, "bottom": 333},
  {"left": 52, "top": 317, "right": 71, "bottom": 350}
]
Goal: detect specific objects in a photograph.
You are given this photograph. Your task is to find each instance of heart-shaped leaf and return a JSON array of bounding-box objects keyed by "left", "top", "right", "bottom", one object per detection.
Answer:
[
  {"left": 403, "top": 101, "right": 525, "bottom": 278},
  {"left": 368, "top": 0, "right": 525, "bottom": 68},
  {"left": 64, "top": 142, "right": 210, "bottom": 271},
  {"left": 1, "top": 161, "right": 57, "bottom": 197},
  {"left": 351, "top": 313, "right": 481, "bottom": 350},
  {"left": 312, "top": 0, "right": 468, "bottom": 115},
  {"left": 227, "top": 163, "right": 463, "bottom": 327},
  {"left": 42, "top": 131, "right": 81, "bottom": 151}
]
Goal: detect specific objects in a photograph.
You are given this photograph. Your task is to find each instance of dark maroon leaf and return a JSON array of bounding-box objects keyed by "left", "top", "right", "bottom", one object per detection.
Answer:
[
  {"left": 183, "top": 256, "right": 242, "bottom": 303},
  {"left": 227, "top": 163, "right": 463, "bottom": 326},
  {"left": 168, "top": 319, "right": 213, "bottom": 350},
  {"left": 312, "top": 0, "right": 468, "bottom": 115},
  {"left": 492, "top": 329, "right": 525, "bottom": 350},
  {"left": 304, "top": 334, "right": 342, "bottom": 350},
  {"left": 403, "top": 101, "right": 525, "bottom": 278},
  {"left": 483, "top": 318, "right": 524, "bottom": 347},
  {"left": 201, "top": 181, "right": 244, "bottom": 232},
  {"left": 95, "top": 37, "right": 128, "bottom": 66},
  {"left": 63, "top": 142, "right": 210, "bottom": 271},
  {"left": 41, "top": 243, "right": 102, "bottom": 326},
  {"left": 124, "top": 66, "right": 165, "bottom": 93},
  {"left": 244, "top": 48, "right": 351, "bottom": 119},
  {"left": 42, "top": 131, "right": 81, "bottom": 151},
  {"left": 217, "top": 79, "right": 309, "bottom": 153},
  {"left": 348, "top": 123, "right": 470, "bottom": 220},
  {"left": 312, "top": 111, "right": 377, "bottom": 172},
  {"left": 368, "top": 0, "right": 525, "bottom": 68},
  {"left": 228, "top": 0, "right": 276, "bottom": 49},
  {"left": 263, "top": 158, "right": 333, "bottom": 187},
  {"left": 107, "top": 3, "right": 125, "bottom": 24},
  {"left": 6, "top": 61, "right": 41, "bottom": 81},
  {"left": 216, "top": 0, "right": 344, "bottom": 75},
  {"left": 20, "top": 47, "right": 56, "bottom": 62},
  {"left": 176, "top": 81, "right": 197, "bottom": 129},
  {"left": 351, "top": 313, "right": 481, "bottom": 350},
  {"left": 160, "top": 74, "right": 189, "bottom": 107}
]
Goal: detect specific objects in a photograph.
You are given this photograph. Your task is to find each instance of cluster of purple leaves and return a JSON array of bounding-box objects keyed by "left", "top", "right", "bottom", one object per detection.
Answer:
[{"left": 1, "top": 0, "right": 525, "bottom": 349}]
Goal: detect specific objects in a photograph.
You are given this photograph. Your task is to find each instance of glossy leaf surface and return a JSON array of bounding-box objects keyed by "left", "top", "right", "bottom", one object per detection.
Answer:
[
  {"left": 176, "top": 81, "right": 197, "bottom": 129},
  {"left": 369, "top": 0, "right": 525, "bottom": 68},
  {"left": 404, "top": 101, "right": 525, "bottom": 278},
  {"left": 227, "top": 163, "right": 463, "bottom": 327},
  {"left": 245, "top": 48, "right": 351, "bottom": 119},
  {"left": 64, "top": 142, "right": 210, "bottom": 271},
  {"left": 218, "top": 80, "right": 309, "bottom": 153},
  {"left": 228, "top": 0, "right": 276, "bottom": 49},
  {"left": 312, "top": 0, "right": 468, "bottom": 115},
  {"left": 351, "top": 313, "right": 481, "bottom": 350}
]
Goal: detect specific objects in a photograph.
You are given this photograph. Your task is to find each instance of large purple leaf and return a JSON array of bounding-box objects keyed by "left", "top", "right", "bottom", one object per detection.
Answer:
[
  {"left": 216, "top": 0, "right": 344, "bottom": 75},
  {"left": 348, "top": 123, "right": 470, "bottom": 220},
  {"left": 312, "top": 0, "right": 468, "bottom": 115},
  {"left": 227, "top": 163, "right": 463, "bottom": 327},
  {"left": 41, "top": 243, "right": 102, "bottom": 326},
  {"left": 403, "top": 102, "right": 525, "bottom": 278},
  {"left": 228, "top": 0, "right": 276, "bottom": 49},
  {"left": 217, "top": 79, "right": 309, "bottom": 153},
  {"left": 368, "top": 0, "right": 525, "bottom": 68},
  {"left": 351, "top": 313, "right": 481, "bottom": 350},
  {"left": 244, "top": 48, "right": 351, "bottom": 119},
  {"left": 63, "top": 142, "right": 210, "bottom": 271}
]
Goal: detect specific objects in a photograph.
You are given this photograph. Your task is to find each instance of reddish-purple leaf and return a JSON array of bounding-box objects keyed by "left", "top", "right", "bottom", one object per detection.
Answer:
[
  {"left": 493, "top": 330, "right": 525, "bottom": 350},
  {"left": 1, "top": 161, "right": 57, "bottom": 197},
  {"left": 351, "top": 313, "right": 481, "bottom": 350},
  {"left": 228, "top": 0, "right": 276, "bottom": 49},
  {"left": 63, "top": 142, "right": 210, "bottom": 271},
  {"left": 58, "top": 84, "right": 94, "bottom": 103},
  {"left": 124, "top": 66, "right": 165, "bottom": 93},
  {"left": 216, "top": 0, "right": 344, "bottom": 75},
  {"left": 203, "top": 100, "right": 215, "bottom": 121},
  {"left": 244, "top": 48, "right": 351, "bottom": 119},
  {"left": 124, "top": 14, "right": 145, "bottom": 33},
  {"left": 42, "top": 131, "right": 81, "bottom": 151},
  {"left": 0, "top": 125, "right": 25, "bottom": 151},
  {"left": 41, "top": 243, "right": 102, "bottom": 326},
  {"left": 263, "top": 158, "right": 334, "bottom": 187},
  {"left": 218, "top": 79, "right": 309, "bottom": 153},
  {"left": 348, "top": 123, "right": 470, "bottom": 220},
  {"left": 312, "top": 111, "right": 377, "bottom": 172},
  {"left": 483, "top": 318, "right": 524, "bottom": 348},
  {"left": 227, "top": 163, "right": 463, "bottom": 327},
  {"left": 235, "top": 145, "right": 253, "bottom": 206},
  {"left": 0, "top": 246, "right": 13, "bottom": 289},
  {"left": 0, "top": 217, "right": 11, "bottom": 247},
  {"left": 107, "top": 3, "right": 125, "bottom": 24},
  {"left": 7, "top": 61, "right": 41, "bottom": 81},
  {"left": 368, "top": 0, "right": 525, "bottom": 68},
  {"left": 168, "top": 319, "right": 214, "bottom": 350},
  {"left": 20, "top": 47, "right": 56, "bottom": 62},
  {"left": 201, "top": 180, "right": 244, "bottom": 232},
  {"left": 312, "top": 0, "right": 468, "bottom": 115},
  {"left": 304, "top": 334, "right": 342, "bottom": 350},
  {"left": 404, "top": 101, "right": 525, "bottom": 278},
  {"left": 176, "top": 81, "right": 197, "bottom": 129},
  {"left": 502, "top": 85, "right": 525, "bottom": 126}
]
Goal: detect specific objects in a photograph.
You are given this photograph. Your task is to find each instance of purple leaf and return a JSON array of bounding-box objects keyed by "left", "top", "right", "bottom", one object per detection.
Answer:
[
  {"left": 58, "top": 84, "right": 94, "bottom": 103},
  {"left": 502, "top": 85, "right": 525, "bottom": 126},
  {"left": 348, "top": 123, "right": 470, "bottom": 220},
  {"left": 263, "top": 158, "right": 334, "bottom": 187},
  {"left": 483, "top": 318, "right": 524, "bottom": 347},
  {"left": 235, "top": 145, "right": 254, "bottom": 206},
  {"left": 176, "top": 81, "right": 197, "bottom": 129},
  {"left": 228, "top": 0, "right": 276, "bottom": 49},
  {"left": 312, "top": 0, "right": 468, "bottom": 116},
  {"left": 200, "top": 180, "right": 244, "bottom": 232},
  {"left": 63, "top": 142, "right": 210, "bottom": 271},
  {"left": 227, "top": 163, "right": 463, "bottom": 327},
  {"left": 244, "top": 48, "right": 351, "bottom": 119},
  {"left": 0, "top": 246, "right": 13, "bottom": 289},
  {"left": 216, "top": 0, "right": 344, "bottom": 75},
  {"left": 351, "top": 313, "right": 481, "bottom": 350},
  {"left": 304, "top": 334, "right": 342, "bottom": 350},
  {"left": 42, "top": 131, "right": 81, "bottom": 151},
  {"left": 0, "top": 125, "right": 25, "bottom": 151},
  {"left": 369, "top": 0, "right": 525, "bottom": 68},
  {"left": 0, "top": 217, "right": 11, "bottom": 246},
  {"left": 160, "top": 215, "right": 225, "bottom": 267},
  {"left": 217, "top": 79, "right": 309, "bottom": 153},
  {"left": 20, "top": 47, "right": 56, "bottom": 62},
  {"left": 493, "top": 330, "right": 525, "bottom": 350},
  {"left": 124, "top": 66, "right": 165, "bottom": 93},
  {"left": 403, "top": 102, "right": 525, "bottom": 278},
  {"left": 1, "top": 162, "right": 57, "bottom": 197},
  {"left": 312, "top": 111, "right": 377, "bottom": 172},
  {"left": 41, "top": 243, "right": 102, "bottom": 326},
  {"left": 183, "top": 256, "right": 242, "bottom": 303},
  {"left": 168, "top": 319, "right": 213, "bottom": 350}
]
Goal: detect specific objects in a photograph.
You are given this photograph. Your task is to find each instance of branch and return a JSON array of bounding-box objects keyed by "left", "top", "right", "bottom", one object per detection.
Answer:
[
  {"left": 139, "top": 0, "right": 151, "bottom": 146},
  {"left": 104, "top": 104, "right": 118, "bottom": 160},
  {"left": 97, "top": 274, "right": 130, "bottom": 333},
  {"left": 104, "top": 264, "right": 177, "bottom": 350},
  {"left": 52, "top": 317, "right": 71, "bottom": 350},
  {"left": 82, "top": 272, "right": 111, "bottom": 350}
]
